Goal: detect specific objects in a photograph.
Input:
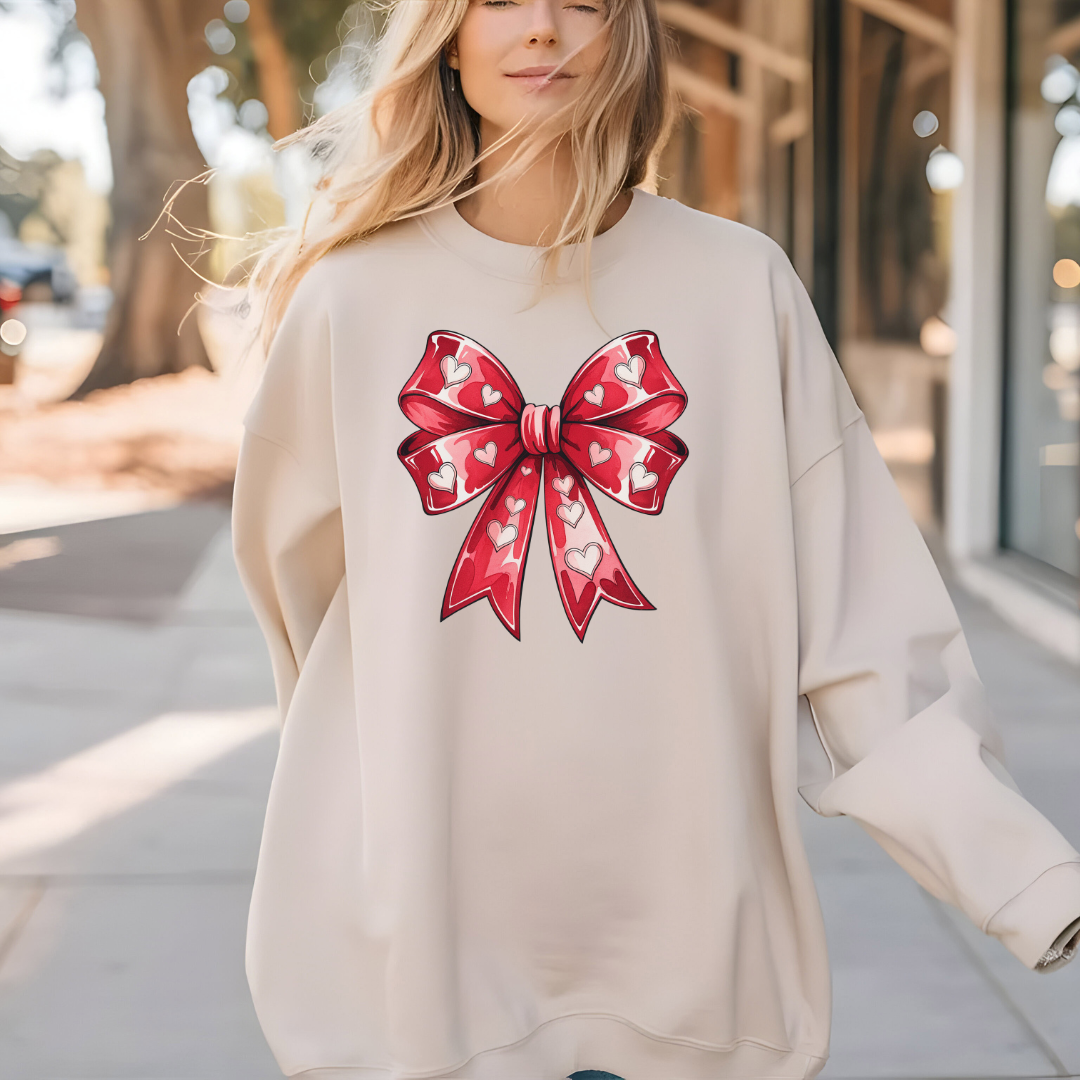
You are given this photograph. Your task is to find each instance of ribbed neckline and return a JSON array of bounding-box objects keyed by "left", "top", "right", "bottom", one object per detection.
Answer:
[{"left": 417, "top": 188, "right": 650, "bottom": 284}]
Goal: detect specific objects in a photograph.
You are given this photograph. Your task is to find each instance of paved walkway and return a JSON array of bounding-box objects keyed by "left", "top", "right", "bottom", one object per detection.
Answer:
[{"left": 0, "top": 505, "right": 1077, "bottom": 1079}]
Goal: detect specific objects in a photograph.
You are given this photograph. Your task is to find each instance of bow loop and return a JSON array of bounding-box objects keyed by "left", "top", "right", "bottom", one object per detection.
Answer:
[
  {"left": 398, "top": 423, "right": 522, "bottom": 514},
  {"left": 398, "top": 330, "right": 524, "bottom": 436},
  {"left": 560, "top": 331, "right": 687, "bottom": 435},
  {"left": 398, "top": 330, "right": 688, "bottom": 638},
  {"left": 559, "top": 424, "right": 688, "bottom": 515}
]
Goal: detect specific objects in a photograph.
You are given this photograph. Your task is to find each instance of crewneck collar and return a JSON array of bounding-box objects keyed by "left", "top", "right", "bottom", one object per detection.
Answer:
[{"left": 417, "top": 188, "right": 649, "bottom": 284}]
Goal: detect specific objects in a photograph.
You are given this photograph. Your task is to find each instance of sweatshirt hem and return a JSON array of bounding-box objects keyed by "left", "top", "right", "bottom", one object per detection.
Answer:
[{"left": 286, "top": 1012, "right": 825, "bottom": 1080}]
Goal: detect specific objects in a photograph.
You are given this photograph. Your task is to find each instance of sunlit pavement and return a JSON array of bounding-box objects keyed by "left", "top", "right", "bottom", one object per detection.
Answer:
[{"left": 0, "top": 506, "right": 1077, "bottom": 1080}]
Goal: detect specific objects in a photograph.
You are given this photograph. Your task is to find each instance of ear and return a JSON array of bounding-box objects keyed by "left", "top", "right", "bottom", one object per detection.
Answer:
[{"left": 445, "top": 38, "right": 460, "bottom": 70}]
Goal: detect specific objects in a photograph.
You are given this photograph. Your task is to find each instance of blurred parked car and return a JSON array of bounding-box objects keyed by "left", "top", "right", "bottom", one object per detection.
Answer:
[{"left": 0, "top": 238, "right": 77, "bottom": 303}]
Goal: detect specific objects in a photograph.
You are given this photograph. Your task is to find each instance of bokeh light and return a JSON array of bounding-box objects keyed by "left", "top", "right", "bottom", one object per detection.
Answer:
[
  {"left": 1055, "top": 103, "right": 1080, "bottom": 137},
  {"left": 205, "top": 19, "right": 236, "bottom": 55},
  {"left": 913, "top": 110, "right": 939, "bottom": 137},
  {"left": 1049, "top": 324, "right": 1080, "bottom": 369},
  {"left": 238, "top": 99, "right": 269, "bottom": 132},
  {"left": 0, "top": 318, "right": 27, "bottom": 347},
  {"left": 926, "top": 147, "right": 964, "bottom": 192},
  {"left": 919, "top": 315, "right": 957, "bottom": 357},
  {"left": 1041, "top": 56, "right": 1078, "bottom": 103},
  {"left": 1052, "top": 258, "right": 1080, "bottom": 288},
  {"left": 223, "top": 0, "right": 250, "bottom": 22}
]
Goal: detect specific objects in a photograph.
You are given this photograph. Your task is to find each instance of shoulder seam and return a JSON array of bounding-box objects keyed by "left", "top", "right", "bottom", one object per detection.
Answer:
[
  {"left": 242, "top": 427, "right": 341, "bottom": 506},
  {"left": 244, "top": 426, "right": 304, "bottom": 467},
  {"left": 789, "top": 412, "right": 864, "bottom": 488}
]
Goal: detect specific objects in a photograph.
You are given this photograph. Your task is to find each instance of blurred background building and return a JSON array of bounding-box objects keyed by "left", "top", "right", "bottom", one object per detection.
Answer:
[
  {"left": 656, "top": 0, "right": 1079, "bottom": 661},
  {"left": 0, "top": 0, "right": 1077, "bottom": 657}
]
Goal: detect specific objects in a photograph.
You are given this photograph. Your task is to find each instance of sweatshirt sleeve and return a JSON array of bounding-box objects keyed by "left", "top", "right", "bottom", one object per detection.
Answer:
[
  {"left": 231, "top": 272, "right": 346, "bottom": 728},
  {"left": 771, "top": 250, "right": 1080, "bottom": 972}
]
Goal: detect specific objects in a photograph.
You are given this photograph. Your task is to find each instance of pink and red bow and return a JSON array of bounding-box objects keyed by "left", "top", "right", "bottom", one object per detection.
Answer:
[{"left": 397, "top": 330, "right": 688, "bottom": 640}]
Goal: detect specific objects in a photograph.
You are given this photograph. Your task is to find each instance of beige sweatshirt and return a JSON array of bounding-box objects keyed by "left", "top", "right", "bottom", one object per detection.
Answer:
[{"left": 232, "top": 190, "right": 1080, "bottom": 1080}]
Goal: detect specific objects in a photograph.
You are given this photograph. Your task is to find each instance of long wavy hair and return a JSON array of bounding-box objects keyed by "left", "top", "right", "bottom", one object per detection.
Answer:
[{"left": 246, "top": 0, "right": 675, "bottom": 349}]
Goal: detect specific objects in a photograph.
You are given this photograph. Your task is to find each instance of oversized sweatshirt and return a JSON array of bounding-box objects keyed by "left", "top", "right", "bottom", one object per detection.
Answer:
[{"left": 231, "top": 189, "right": 1080, "bottom": 1080}]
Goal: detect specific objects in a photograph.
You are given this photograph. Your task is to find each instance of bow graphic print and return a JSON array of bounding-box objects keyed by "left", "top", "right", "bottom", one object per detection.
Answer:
[{"left": 397, "top": 330, "right": 688, "bottom": 640}]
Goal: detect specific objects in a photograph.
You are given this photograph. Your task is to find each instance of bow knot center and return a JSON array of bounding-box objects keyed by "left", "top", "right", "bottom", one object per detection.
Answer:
[{"left": 520, "top": 403, "right": 561, "bottom": 456}]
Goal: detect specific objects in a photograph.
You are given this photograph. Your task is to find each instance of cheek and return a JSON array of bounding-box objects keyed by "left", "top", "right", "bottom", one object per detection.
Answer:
[
  {"left": 458, "top": 62, "right": 502, "bottom": 121},
  {"left": 455, "top": 19, "right": 510, "bottom": 117},
  {"left": 576, "top": 27, "right": 611, "bottom": 77}
]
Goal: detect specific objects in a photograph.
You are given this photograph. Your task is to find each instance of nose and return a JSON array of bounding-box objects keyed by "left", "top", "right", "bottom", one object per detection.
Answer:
[{"left": 524, "top": 0, "right": 558, "bottom": 46}]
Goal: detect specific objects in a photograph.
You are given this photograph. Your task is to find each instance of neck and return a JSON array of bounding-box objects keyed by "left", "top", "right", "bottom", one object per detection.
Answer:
[{"left": 456, "top": 120, "right": 631, "bottom": 246}]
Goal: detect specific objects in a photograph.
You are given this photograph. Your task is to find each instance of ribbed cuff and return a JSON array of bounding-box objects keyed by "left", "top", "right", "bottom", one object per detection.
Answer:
[{"left": 986, "top": 861, "right": 1080, "bottom": 969}]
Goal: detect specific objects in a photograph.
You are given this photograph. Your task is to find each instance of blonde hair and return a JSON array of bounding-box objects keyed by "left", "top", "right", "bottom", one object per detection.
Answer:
[{"left": 247, "top": 0, "right": 674, "bottom": 349}]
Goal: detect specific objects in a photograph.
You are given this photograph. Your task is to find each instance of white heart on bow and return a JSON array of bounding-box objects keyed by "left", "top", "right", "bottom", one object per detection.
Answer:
[
  {"left": 520, "top": 465, "right": 533, "bottom": 476},
  {"left": 487, "top": 520, "right": 518, "bottom": 551},
  {"left": 551, "top": 475, "right": 574, "bottom": 495},
  {"left": 565, "top": 542, "right": 602, "bottom": 579},
  {"left": 481, "top": 384, "right": 502, "bottom": 406},
  {"left": 427, "top": 463, "right": 457, "bottom": 492},
  {"left": 583, "top": 384, "right": 604, "bottom": 407},
  {"left": 556, "top": 501, "right": 584, "bottom": 528},
  {"left": 629, "top": 462, "right": 658, "bottom": 493},
  {"left": 614, "top": 354, "right": 645, "bottom": 388},
  {"left": 505, "top": 496, "right": 526, "bottom": 515},
  {"left": 473, "top": 442, "right": 498, "bottom": 466},
  {"left": 588, "top": 441, "right": 612, "bottom": 467},
  {"left": 441, "top": 354, "right": 472, "bottom": 388}
]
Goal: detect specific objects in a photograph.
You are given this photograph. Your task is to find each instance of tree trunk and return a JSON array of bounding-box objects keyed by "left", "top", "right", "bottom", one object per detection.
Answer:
[
  {"left": 246, "top": 0, "right": 300, "bottom": 140},
  {"left": 70, "top": 0, "right": 222, "bottom": 398}
]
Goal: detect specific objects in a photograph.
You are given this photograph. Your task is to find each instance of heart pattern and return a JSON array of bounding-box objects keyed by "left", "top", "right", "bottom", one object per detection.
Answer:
[
  {"left": 565, "top": 543, "right": 602, "bottom": 579},
  {"left": 473, "top": 441, "right": 498, "bottom": 466},
  {"left": 441, "top": 354, "right": 472, "bottom": 388},
  {"left": 427, "top": 463, "right": 457, "bottom": 492},
  {"left": 487, "top": 520, "right": 518, "bottom": 551},
  {"left": 614, "top": 354, "right": 645, "bottom": 388},
  {"left": 629, "top": 462, "right": 658, "bottom": 493},
  {"left": 588, "top": 441, "right": 612, "bottom": 467},
  {"left": 556, "top": 501, "right": 584, "bottom": 528},
  {"left": 398, "top": 329, "right": 690, "bottom": 640}
]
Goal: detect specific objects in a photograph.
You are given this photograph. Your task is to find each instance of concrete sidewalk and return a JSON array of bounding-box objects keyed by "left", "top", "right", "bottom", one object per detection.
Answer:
[{"left": 0, "top": 505, "right": 1077, "bottom": 1079}]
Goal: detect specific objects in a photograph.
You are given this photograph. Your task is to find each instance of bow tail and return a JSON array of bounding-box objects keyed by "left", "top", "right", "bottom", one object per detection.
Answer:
[
  {"left": 442, "top": 454, "right": 544, "bottom": 639},
  {"left": 543, "top": 456, "right": 653, "bottom": 642}
]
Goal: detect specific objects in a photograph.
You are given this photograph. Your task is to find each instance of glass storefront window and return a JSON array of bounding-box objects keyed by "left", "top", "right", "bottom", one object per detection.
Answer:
[
  {"left": 1005, "top": 0, "right": 1080, "bottom": 577},
  {"left": 838, "top": 2, "right": 954, "bottom": 533}
]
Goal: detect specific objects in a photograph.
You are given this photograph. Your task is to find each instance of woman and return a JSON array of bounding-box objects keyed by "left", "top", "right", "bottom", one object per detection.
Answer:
[{"left": 232, "top": 2, "right": 1080, "bottom": 1078}]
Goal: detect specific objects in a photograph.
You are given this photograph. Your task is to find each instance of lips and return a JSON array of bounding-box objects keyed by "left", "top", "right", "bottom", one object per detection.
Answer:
[{"left": 505, "top": 66, "right": 573, "bottom": 82}]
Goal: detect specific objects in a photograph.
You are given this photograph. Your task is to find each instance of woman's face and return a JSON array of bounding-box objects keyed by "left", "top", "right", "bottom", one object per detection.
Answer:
[{"left": 449, "top": 0, "right": 610, "bottom": 140}]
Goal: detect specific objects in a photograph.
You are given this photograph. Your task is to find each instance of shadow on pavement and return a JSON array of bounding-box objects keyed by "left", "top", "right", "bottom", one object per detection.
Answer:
[{"left": 0, "top": 501, "right": 231, "bottom": 622}]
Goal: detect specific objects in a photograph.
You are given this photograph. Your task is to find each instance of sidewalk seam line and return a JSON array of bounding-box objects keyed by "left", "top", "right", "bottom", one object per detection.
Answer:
[
  {"left": 921, "top": 890, "right": 1071, "bottom": 1077},
  {"left": 0, "top": 875, "right": 46, "bottom": 975}
]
